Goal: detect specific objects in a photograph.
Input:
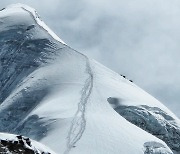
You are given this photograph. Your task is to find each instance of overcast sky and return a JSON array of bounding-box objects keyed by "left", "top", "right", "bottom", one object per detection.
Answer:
[{"left": 1, "top": 0, "right": 180, "bottom": 117}]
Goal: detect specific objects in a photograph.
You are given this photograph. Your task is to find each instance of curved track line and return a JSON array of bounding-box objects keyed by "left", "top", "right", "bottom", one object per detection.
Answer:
[
  {"left": 18, "top": 6, "right": 94, "bottom": 153},
  {"left": 64, "top": 58, "right": 93, "bottom": 154}
]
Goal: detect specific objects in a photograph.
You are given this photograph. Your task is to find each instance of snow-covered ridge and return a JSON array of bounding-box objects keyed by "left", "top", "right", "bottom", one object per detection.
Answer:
[
  {"left": 5, "top": 3, "right": 66, "bottom": 45},
  {"left": 0, "top": 3, "right": 179, "bottom": 154}
]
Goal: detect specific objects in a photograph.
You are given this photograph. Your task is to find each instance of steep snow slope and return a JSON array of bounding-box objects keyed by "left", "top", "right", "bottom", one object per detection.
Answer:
[{"left": 0, "top": 3, "right": 179, "bottom": 154}]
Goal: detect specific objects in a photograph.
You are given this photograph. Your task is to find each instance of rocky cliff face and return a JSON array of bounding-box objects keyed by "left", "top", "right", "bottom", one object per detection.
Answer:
[{"left": 0, "top": 133, "right": 56, "bottom": 154}]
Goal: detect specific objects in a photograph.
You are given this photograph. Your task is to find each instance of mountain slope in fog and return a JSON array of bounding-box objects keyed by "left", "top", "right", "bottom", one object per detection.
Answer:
[{"left": 0, "top": 4, "right": 179, "bottom": 154}]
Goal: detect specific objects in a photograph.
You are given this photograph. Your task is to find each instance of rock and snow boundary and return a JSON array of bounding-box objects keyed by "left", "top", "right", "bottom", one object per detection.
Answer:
[{"left": 0, "top": 133, "right": 56, "bottom": 154}]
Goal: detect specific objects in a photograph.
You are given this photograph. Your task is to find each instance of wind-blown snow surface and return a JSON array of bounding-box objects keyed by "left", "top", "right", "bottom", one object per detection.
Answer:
[{"left": 0, "top": 3, "right": 179, "bottom": 154}]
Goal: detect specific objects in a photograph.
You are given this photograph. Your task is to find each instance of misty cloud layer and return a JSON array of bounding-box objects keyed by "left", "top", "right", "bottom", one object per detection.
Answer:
[{"left": 0, "top": 0, "right": 179, "bottom": 117}]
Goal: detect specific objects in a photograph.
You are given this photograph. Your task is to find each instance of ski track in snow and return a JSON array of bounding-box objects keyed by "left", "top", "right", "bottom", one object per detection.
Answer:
[
  {"left": 3, "top": 5, "right": 94, "bottom": 153},
  {"left": 64, "top": 57, "right": 93, "bottom": 154}
]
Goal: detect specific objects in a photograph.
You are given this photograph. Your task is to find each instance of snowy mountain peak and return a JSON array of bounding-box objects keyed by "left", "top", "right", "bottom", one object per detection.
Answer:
[
  {"left": 0, "top": 3, "right": 66, "bottom": 45},
  {"left": 0, "top": 4, "right": 180, "bottom": 154}
]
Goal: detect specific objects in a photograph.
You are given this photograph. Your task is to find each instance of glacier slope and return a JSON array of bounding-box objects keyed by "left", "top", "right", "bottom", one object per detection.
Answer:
[{"left": 0, "top": 3, "right": 179, "bottom": 154}]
